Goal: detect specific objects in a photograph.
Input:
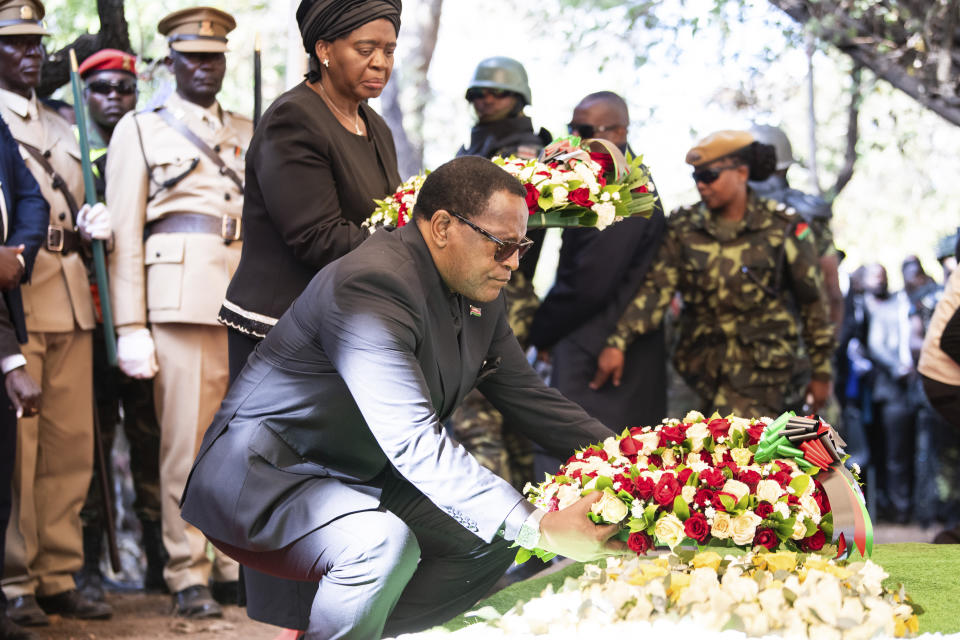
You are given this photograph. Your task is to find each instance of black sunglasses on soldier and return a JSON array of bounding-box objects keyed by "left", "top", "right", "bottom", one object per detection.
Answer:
[
  {"left": 466, "top": 88, "right": 512, "bottom": 102},
  {"left": 87, "top": 79, "right": 137, "bottom": 96},
  {"left": 692, "top": 164, "right": 739, "bottom": 185},
  {"left": 566, "top": 122, "right": 623, "bottom": 138},
  {"left": 449, "top": 211, "right": 533, "bottom": 263}
]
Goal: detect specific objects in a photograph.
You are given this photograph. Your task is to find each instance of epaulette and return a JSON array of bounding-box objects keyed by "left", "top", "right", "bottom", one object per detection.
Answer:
[
  {"left": 770, "top": 200, "right": 799, "bottom": 223},
  {"left": 781, "top": 189, "right": 832, "bottom": 221}
]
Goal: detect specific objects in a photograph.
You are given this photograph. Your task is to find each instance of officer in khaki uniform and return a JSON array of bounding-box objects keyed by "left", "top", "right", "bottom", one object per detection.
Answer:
[
  {"left": 0, "top": 0, "right": 115, "bottom": 629},
  {"left": 105, "top": 7, "right": 251, "bottom": 619}
]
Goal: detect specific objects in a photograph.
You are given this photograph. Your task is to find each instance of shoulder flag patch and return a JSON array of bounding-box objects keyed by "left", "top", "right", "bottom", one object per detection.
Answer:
[
  {"left": 795, "top": 222, "right": 811, "bottom": 240},
  {"left": 469, "top": 305, "right": 482, "bottom": 318}
]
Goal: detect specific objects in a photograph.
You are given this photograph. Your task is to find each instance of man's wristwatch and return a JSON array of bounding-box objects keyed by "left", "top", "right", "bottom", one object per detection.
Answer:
[{"left": 516, "top": 509, "right": 547, "bottom": 550}]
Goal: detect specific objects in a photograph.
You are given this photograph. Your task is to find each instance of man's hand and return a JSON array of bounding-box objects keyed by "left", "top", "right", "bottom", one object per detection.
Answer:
[
  {"left": 537, "top": 492, "right": 629, "bottom": 562},
  {"left": 117, "top": 329, "right": 159, "bottom": 379},
  {"left": 76, "top": 203, "right": 113, "bottom": 243},
  {"left": 804, "top": 379, "right": 832, "bottom": 413},
  {"left": 0, "top": 245, "right": 25, "bottom": 290},
  {"left": 590, "top": 346, "right": 624, "bottom": 390},
  {"left": 5, "top": 367, "right": 40, "bottom": 418}
]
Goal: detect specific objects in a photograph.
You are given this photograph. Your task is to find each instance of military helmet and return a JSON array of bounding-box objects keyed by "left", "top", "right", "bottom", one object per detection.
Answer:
[
  {"left": 466, "top": 56, "right": 532, "bottom": 106},
  {"left": 937, "top": 231, "right": 958, "bottom": 261},
  {"left": 750, "top": 124, "right": 794, "bottom": 171}
]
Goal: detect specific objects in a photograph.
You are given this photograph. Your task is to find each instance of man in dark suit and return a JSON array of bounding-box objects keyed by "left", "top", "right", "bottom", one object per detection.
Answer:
[
  {"left": 530, "top": 92, "right": 667, "bottom": 444},
  {"left": 0, "top": 113, "right": 48, "bottom": 639},
  {"left": 181, "top": 156, "right": 623, "bottom": 639}
]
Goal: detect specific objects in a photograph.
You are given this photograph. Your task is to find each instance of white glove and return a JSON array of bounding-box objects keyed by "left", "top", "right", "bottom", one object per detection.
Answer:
[
  {"left": 76, "top": 203, "right": 112, "bottom": 241},
  {"left": 117, "top": 328, "right": 159, "bottom": 379}
]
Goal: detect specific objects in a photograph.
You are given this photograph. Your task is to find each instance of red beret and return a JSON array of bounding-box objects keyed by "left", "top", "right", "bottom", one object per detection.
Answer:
[{"left": 78, "top": 49, "right": 138, "bottom": 78}]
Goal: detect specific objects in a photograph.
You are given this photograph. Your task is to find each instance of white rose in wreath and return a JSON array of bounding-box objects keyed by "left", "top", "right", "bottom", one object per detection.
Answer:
[
  {"left": 722, "top": 479, "right": 750, "bottom": 503},
  {"left": 655, "top": 512, "right": 686, "bottom": 549},
  {"left": 731, "top": 511, "right": 763, "bottom": 546},
  {"left": 685, "top": 422, "right": 710, "bottom": 452},
  {"left": 591, "top": 491, "right": 629, "bottom": 524},
  {"left": 755, "top": 479, "right": 785, "bottom": 504}
]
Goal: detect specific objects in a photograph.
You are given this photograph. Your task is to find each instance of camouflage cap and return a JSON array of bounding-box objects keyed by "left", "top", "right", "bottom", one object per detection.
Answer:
[
  {"left": 158, "top": 6, "right": 236, "bottom": 53},
  {"left": 685, "top": 130, "right": 754, "bottom": 167},
  {"left": 0, "top": 0, "right": 48, "bottom": 36}
]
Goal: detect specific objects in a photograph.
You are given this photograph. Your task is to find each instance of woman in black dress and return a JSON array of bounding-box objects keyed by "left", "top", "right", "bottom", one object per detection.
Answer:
[{"left": 217, "top": 0, "right": 401, "bottom": 634}]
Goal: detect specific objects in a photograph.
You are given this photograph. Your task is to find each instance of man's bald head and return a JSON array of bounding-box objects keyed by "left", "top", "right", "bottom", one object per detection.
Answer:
[{"left": 569, "top": 91, "right": 630, "bottom": 152}]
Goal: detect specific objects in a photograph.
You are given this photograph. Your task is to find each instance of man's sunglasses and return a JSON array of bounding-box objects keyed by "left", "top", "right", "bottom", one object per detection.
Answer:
[
  {"left": 566, "top": 122, "right": 624, "bottom": 138},
  {"left": 449, "top": 211, "right": 534, "bottom": 263},
  {"left": 692, "top": 164, "right": 739, "bottom": 185},
  {"left": 466, "top": 88, "right": 512, "bottom": 101},
  {"left": 87, "top": 79, "right": 137, "bottom": 96}
]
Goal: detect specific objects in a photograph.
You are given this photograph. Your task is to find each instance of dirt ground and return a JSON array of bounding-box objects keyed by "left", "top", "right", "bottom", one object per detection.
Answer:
[
  {"left": 22, "top": 522, "right": 948, "bottom": 640},
  {"left": 26, "top": 591, "right": 277, "bottom": 640}
]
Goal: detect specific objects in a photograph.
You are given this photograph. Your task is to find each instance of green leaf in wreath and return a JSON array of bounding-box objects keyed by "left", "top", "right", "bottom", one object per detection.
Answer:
[
  {"left": 514, "top": 548, "right": 532, "bottom": 565},
  {"left": 789, "top": 474, "right": 811, "bottom": 498}
]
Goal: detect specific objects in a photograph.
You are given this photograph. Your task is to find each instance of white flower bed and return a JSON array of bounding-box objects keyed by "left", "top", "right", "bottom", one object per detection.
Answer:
[{"left": 391, "top": 551, "right": 936, "bottom": 640}]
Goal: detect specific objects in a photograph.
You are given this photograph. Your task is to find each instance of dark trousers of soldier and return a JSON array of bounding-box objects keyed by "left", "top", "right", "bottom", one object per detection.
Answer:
[
  {"left": 0, "top": 387, "right": 15, "bottom": 613},
  {"left": 80, "top": 325, "right": 164, "bottom": 582},
  {"left": 534, "top": 328, "right": 667, "bottom": 480},
  {"left": 873, "top": 393, "right": 916, "bottom": 521},
  {"left": 228, "top": 328, "right": 316, "bottom": 630},
  {"left": 921, "top": 375, "right": 960, "bottom": 526}
]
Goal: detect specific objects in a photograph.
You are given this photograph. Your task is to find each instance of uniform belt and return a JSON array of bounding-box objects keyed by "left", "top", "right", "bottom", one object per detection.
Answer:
[
  {"left": 46, "top": 224, "right": 83, "bottom": 254},
  {"left": 145, "top": 213, "right": 242, "bottom": 243}
]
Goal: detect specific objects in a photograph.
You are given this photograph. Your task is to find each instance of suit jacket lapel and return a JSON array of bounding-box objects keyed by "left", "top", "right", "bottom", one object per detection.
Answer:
[{"left": 399, "top": 224, "right": 462, "bottom": 418}]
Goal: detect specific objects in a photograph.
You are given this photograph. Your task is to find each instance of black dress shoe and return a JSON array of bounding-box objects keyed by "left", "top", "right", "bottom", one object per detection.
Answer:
[
  {"left": 37, "top": 589, "right": 112, "bottom": 620},
  {"left": 5, "top": 597, "right": 47, "bottom": 627},
  {"left": 173, "top": 585, "right": 222, "bottom": 619},
  {"left": 74, "top": 567, "right": 106, "bottom": 602},
  {"left": 210, "top": 580, "right": 239, "bottom": 605},
  {"left": 0, "top": 615, "right": 37, "bottom": 640}
]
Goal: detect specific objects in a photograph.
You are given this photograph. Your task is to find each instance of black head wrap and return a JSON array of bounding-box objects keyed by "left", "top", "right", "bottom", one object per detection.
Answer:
[{"left": 297, "top": 0, "right": 401, "bottom": 81}]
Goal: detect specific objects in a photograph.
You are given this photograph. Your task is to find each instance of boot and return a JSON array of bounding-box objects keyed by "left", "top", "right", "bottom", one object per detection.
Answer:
[
  {"left": 73, "top": 525, "right": 105, "bottom": 602},
  {"left": 140, "top": 519, "right": 169, "bottom": 593}
]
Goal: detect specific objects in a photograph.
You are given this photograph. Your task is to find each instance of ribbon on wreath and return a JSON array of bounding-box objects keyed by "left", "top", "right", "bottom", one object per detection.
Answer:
[{"left": 755, "top": 412, "right": 873, "bottom": 559}]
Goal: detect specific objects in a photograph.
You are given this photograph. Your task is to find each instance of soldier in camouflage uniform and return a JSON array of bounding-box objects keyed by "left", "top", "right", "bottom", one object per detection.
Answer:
[
  {"left": 449, "top": 57, "right": 550, "bottom": 488},
  {"left": 749, "top": 125, "right": 843, "bottom": 420},
  {"left": 592, "top": 130, "right": 835, "bottom": 417}
]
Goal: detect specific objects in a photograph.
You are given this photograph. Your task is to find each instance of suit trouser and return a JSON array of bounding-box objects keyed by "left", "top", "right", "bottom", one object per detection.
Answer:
[
  {"left": 2, "top": 329, "right": 93, "bottom": 598},
  {"left": 152, "top": 323, "right": 237, "bottom": 592},
  {"left": 211, "top": 472, "right": 516, "bottom": 640}
]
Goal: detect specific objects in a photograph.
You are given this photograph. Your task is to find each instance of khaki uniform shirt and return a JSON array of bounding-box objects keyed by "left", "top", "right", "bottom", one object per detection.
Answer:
[
  {"left": 106, "top": 92, "right": 252, "bottom": 332},
  {"left": 919, "top": 267, "right": 960, "bottom": 386},
  {"left": 0, "top": 88, "right": 95, "bottom": 333}
]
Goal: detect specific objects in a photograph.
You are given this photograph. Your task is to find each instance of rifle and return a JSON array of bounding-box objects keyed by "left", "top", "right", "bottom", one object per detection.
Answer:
[{"left": 69, "top": 49, "right": 121, "bottom": 574}]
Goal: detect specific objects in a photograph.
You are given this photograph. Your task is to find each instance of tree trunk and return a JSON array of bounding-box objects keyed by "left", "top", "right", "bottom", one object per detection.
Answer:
[
  {"left": 829, "top": 65, "right": 861, "bottom": 199},
  {"left": 38, "top": 0, "right": 132, "bottom": 98},
  {"left": 381, "top": 0, "right": 444, "bottom": 177},
  {"left": 805, "top": 30, "right": 821, "bottom": 196}
]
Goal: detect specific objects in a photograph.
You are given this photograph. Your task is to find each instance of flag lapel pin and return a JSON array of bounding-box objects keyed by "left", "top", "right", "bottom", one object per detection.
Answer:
[{"left": 469, "top": 305, "right": 482, "bottom": 318}]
